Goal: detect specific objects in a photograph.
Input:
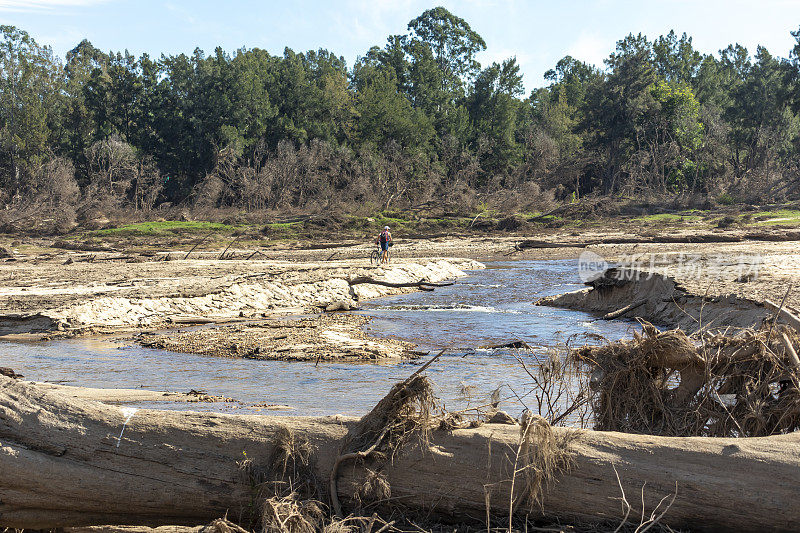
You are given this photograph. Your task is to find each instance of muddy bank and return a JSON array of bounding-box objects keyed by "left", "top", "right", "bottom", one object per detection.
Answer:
[
  {"left": 137, "top": 314, "right": 419, "bottom": 361},
  {"left": 0, "top": 258, "right": 481, "bottom": 335},
  {"left": 537, "top": 268, "right": 770, "bottom": 332}
]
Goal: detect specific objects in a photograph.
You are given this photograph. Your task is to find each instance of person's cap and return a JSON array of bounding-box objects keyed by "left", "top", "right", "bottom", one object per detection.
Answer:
[{"left": 384, "top": 226, "right": 390, "bottom": 230}]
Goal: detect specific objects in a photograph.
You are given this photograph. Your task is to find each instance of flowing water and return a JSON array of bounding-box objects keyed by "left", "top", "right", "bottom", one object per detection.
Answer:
[{"left": 0, "top": 260, "right": 633, "bottom": 418}]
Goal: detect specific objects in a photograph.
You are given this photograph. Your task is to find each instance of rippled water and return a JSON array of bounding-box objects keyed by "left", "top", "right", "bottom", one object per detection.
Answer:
[
  {"left": 358, "top": 260, "right": 628, "bottom": 351},
  {"left": 0, "top": 260, "right": 634, "bottom": 418}
]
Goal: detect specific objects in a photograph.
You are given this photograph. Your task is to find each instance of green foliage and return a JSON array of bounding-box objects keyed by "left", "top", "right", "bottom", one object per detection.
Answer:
[
  {"left": 0, "top": 25, "right": 64, "bottom": 192},
  {"left": 2, "top": 10, "right": 800, "bottom": 213},
  {"left": 407, "top": 6, "right": 486, "bottom": 96},
  {"left": 649, "top": 79, "right": 703, "bottom": 149},
  {"left": 90, "top": 220, "right": 237, "bottom": 236}
]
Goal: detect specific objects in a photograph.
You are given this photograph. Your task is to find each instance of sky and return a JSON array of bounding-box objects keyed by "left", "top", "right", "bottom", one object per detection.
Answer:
[{"left": 2, "top": 0, "right": 800, "bottom": 92}]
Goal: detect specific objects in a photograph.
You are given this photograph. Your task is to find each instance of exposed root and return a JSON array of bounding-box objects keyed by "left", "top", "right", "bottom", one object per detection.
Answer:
[
  {"left": 575, "top": 320, "right": 800, "bottom": 436},
  {"left": 261, "top": 493, "right": 325, "bottom": 533},
  {"left": 355, "top": 468, "right": 392, "bottom": 506},
  {"left": 330, "top": 373, "right": 436, "bottom": 516}
]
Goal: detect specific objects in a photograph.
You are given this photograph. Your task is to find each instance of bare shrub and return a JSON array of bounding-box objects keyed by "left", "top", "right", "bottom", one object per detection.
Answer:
[
  {"left": 84, "top": 137, "right": 137, "bottom": 210},
  {"left": 194, "top": 175, "right": 225, "bottom": 208},
  {"left": 34, "top": 157, "right": 80, "bottom": 208}
]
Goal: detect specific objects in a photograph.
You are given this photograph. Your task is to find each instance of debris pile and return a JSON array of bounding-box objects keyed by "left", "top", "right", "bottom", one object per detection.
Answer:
[{"left": 575, "top": 320, "right": 800, "bottom": 437}]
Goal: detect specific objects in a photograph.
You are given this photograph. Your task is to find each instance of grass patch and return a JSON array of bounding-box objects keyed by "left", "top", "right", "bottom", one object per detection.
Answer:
[
  {"left": 90, "top": 221, "right": 238, "bottom": 236},
  {"left": 632, "top": 213, "right": 703, "bottom": 223},
  {"left": 264, "top": 222, "right": 301, "bottom": 230},
  {"left": 750, "top": 209, "right": 800, "bottom": 226}
]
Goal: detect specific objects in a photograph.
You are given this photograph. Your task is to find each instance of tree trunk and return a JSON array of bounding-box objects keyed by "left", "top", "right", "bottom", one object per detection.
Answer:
[{"left": 1, "top": 376, "right": 799, "bottom": 531}]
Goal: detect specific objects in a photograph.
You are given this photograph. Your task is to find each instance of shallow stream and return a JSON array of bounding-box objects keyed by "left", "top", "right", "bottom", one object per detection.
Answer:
[{"left": 0, "top": 260, "right": 633, "bottom": 418}]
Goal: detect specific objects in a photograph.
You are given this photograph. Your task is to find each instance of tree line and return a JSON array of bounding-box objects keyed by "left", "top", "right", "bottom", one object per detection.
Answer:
[{"left": 2, "top": 7, "right": 800, "bottom": 230}]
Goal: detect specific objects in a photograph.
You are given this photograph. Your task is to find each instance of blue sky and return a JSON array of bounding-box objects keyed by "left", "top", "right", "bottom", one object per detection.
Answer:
[{"left": 2, "top": 0, "right": 800, "bottom": 92}]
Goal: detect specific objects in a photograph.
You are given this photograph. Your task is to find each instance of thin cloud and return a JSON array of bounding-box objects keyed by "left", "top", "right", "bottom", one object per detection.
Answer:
[
  {"left": 566, "top": 33, "right": 612, "bottom": 69},
  {"left": 0, "top": 0, "right": 109, "bottom": 12}
]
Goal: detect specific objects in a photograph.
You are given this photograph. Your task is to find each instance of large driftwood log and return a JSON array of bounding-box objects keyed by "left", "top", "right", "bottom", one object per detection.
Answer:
[{"left": 1, "top": 376, "right": 800, "bottom": 531}]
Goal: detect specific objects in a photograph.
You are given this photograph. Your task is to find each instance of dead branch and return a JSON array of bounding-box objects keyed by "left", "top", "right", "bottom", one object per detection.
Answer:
[
  {"left": 765, "top": 298, "right": 800, "bottom": 333},
  {"left": 602, "top": 298, "right": 648, "bottom": 320},
  {"left": 219, "top": 234, "right": 242, "bottom": 260},
  {"left": 348, "top": 277, "right": 454, "bottom": 290},
  {"left": 184, "top": 230, "right": 216, "bottom": 260}
]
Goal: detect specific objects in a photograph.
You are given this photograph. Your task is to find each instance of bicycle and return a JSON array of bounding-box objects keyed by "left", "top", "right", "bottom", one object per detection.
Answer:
[{"left": 370, "top": 242, "right": 392, "bottom": 266}]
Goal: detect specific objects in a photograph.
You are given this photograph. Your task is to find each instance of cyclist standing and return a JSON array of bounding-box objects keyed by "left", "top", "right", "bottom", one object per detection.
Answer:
[{"left": 376, "top": 226, "right": 392, "bottom": 264}]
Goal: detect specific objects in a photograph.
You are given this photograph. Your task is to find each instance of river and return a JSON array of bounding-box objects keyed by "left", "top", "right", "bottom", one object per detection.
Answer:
[{"left": 0, "top": 259, "right": 633, "bottom": 419}]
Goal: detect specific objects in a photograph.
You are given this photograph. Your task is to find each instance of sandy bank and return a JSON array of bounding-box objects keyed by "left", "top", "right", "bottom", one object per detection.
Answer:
[
  {"left": 537, "top": 268, "right": 770, "bottom": 332},
  {"left": 0, "top": 258, "right": 481, "bottom": 334},
  {"left": 26, "top": 382, "right": 292, "bottom": 410},
  {"left": 30, "top": 382, "right": 231, "bottom": 404}
]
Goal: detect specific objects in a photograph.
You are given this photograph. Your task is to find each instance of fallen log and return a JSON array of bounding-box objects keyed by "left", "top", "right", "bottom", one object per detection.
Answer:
[
  {"left": 1, "top": 377, "right": 799, "bottom": 531},
  {"left": 601, "top": 298, "right": 647, "bottom": 320},
  {"left": 347, "top": 276, "right": 454, "bottom": 290}
]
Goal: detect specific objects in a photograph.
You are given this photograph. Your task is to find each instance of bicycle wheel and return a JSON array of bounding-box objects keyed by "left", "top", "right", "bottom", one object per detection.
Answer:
[{"left": 370, "top": 249, "right": 380, "bottom": 265}]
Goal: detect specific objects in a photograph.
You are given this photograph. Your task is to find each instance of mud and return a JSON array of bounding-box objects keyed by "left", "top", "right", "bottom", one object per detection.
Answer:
[{"left": 137, "top": 314, "right": 420, "bottom": 361}]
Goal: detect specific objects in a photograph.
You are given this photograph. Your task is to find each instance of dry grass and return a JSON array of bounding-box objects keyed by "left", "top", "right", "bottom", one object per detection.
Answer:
[{"left": 516, "top": 413, "right": 579, "bottom": 510}]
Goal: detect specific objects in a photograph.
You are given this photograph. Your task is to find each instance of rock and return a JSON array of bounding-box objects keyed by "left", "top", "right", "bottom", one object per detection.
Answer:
[
  {"left": 325, "top": 299, "right": 353, "bottom": 312},
  {"left": 0, "top": 246, "right": 13, "bottom": 258},
  {"left": 0, "top": 367, "right": 23, "bottom": 379},
  {"left": 486, "top": 340, "right": 531, "bottom": 350},
  {"left": 487, "top": 410, "right": 517, "bottom": 425}
]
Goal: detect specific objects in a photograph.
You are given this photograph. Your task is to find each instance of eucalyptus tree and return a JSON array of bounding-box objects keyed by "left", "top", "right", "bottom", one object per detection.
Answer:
[{"left": 0, "top": 26, "right": 64, "bottom": 197}]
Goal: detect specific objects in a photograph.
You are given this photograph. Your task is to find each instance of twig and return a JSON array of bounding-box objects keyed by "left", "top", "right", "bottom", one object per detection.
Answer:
[
  {"left": 469, "top": 211, "right": 488, "bottom": 228},
  {"left": 602, "top": 298, "right": 647, "bottom": 320},
  {"left": 612, "top": 464, "right": 632, "bottom": 533},
  {"left": 781, "top": 332, "right": 800, "bottom": 371},
  {"left": 635, "top": 482, "right": 678, "bottom": 533},
  {"left": 768, "top": 285, "right": 793, "bottom": 342},
  {"left": 406, "top": 346, "right": 448, "bottom": 382},
  {"left": 245, "top": 249, "right": 264, "bottom": 260},
  {"left": 374, "top": 520, "right": 395, "bottom": 533},
  {"left": 766, "top": 297, "right": 800, "bottom": 333}
]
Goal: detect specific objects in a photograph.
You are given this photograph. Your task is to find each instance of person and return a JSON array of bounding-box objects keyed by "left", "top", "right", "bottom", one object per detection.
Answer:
[{"left": 376, "top": 226, "right": 392, "bottom": 264}]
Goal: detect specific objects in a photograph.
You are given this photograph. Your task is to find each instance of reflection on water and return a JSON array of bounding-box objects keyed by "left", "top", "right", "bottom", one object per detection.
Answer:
[{"left": 0, "top": 260, "right": 635, "bottom": 419}]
